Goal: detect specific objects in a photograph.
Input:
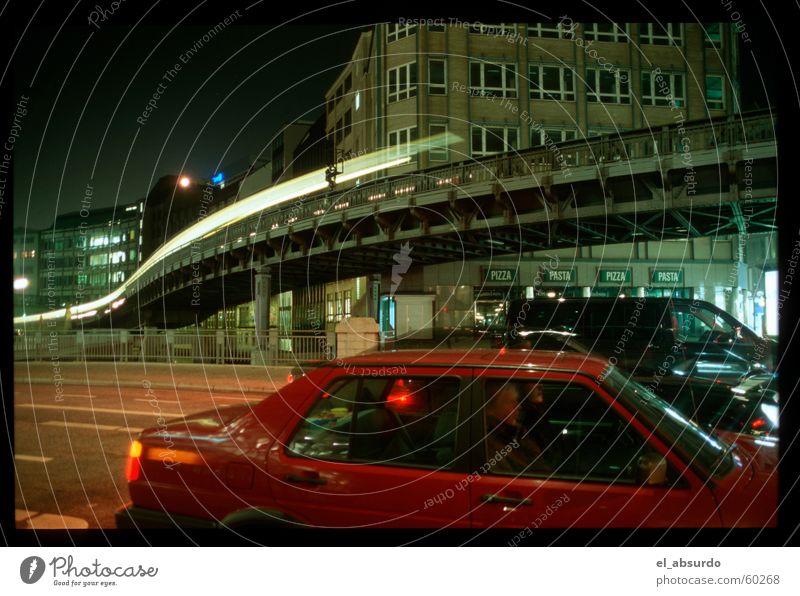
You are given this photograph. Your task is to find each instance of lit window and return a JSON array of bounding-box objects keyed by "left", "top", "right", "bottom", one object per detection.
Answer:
[
  {"left": 387, "top": 23, "right": 416, "bottom": 43},
  {"left": 527, "top": 23, "right": 572, "bottom": 39},
  {"left": 387, "top": 62, "right": 417, "bottom": 103},
  {"left": 705, "top": 75, "right": 725, "bottom": 110},
  {"left": 529, "top": 64, "right": 575, "bottom": 101},
  {"left": 531, "top": 128, "right": 577, "bottom": 146},
  {"left": 586, "top": 68, "right": 631, "bottom": 104},
  {"left": 583, "top": 23, "right": 629, "bottom": 42},
  {"left": 642, "top": 71, "right": 685, "bottom": 107},
  {"left": 704, "top": 23, "right": 722, "bottom": 49},
  {"left": 355, "top": 91, "right": 361, "bottom": 111},
  {"left": 469, "top": 61, "right": 517, "bottom": 98},
  {"left": 471, "top": 125, "right": 519, "bottom": 157},
  {"left": 428, "top": 58, "right": 447, "bottom": 95},
  {"left": 469, "top": 23, "right": 515, "bottom": 37},
  {"left": 387, "top": 126, "right": 418, "bottom": 158},
  {"left": 640, "top": 22, "right": 683, "bottom": 46}
]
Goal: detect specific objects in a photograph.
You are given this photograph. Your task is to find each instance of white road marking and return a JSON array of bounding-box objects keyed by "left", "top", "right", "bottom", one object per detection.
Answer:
[
  {"left": 41, "top": 420, "right": 143, "bottom": 433},
  {"left": 14, "top": 454, "right": 53, "bottom": 463},
  {"left": 15, "top": 403, "right": 183, "bottom": 418}
]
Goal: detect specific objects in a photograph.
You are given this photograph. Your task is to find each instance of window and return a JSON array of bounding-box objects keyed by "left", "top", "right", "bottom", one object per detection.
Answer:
[
  {"left": 287, "top": 376, "right": 461, "bottom": 468},
  {"left": 111, "top": 271, "right": 125, "bottom": 283},
  {"left": 428, "top": 58, "right": 447, "bottom": 95},
  {"left": 705, "top": 75, "right": 724, "bottom": 110},
  {"left": 429, "top": 123, "right": 449, "bottom": 161},
  {"left": 531, "top": 128, "right": 577, "bottom": 146},
  {"left": 470, "top": 23, "right": 515, "bottom": 37},
  {"left": 704, "top": 23, "right": 722, "bottom": 48},
  {"left": 482, "top": 379, "right": 656, "bottom": 482},
  {"left": 344, "top": 73, "right": 352, "bottom": 93},
  {"left": 387, "top": 62, "right": 417, "bottom": 103},
  {"left": 586, "top": 68, "right": 631, "bottom": 104},
  {"left": 387, "top": 126, "right": 418, "bottom": 157},
  {"left": 469, "top": 61, "right": 517, "bottom": 98},
  {"left": 527, "top": 23, "right": 571, "bottom": 38},
  {"left": 640, "top": 22, "right": 683, "bottom": 46},
  {"left": 89, "top": 254, "right": 108, "bottom": 266},
  {"left": 335, "top": 117, "right": 343, "bottom": 144},
  {"left": 471, "top": 125, "right": 518, "bottom": 157},
  {"left": 355, "top": 91, "right": 361, "bottom": 111},
  {"left": 335, "top": 292, "right": 343, "bottom": 322},
  {"left": 673, "top": 303, "right": 739, "bottom": 343},
  {"left": 387, "top": 23, "right": 416, "bottom": 43},
  {"left": 344, "top": 109, "right": 352, "bottom": 137},
  {"left": 583, "top": 23, "right": 629, "bottom": 42},
  {"left": 326, "top": 293, "right": 334, "bottom": 323},
  {"left": 529, "top": 64, "right": 575, "bottom": 101},
  {"left": 642, "top": 71, "right": 685, "bottom": 107},
  {"left": 344, "top": 290, "right": 352, "bottom": 318}
]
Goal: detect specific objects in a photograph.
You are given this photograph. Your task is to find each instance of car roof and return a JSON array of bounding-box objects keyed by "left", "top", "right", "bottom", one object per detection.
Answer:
[{"left": 330, "top": 349, "right": 608, "bottom": 377}]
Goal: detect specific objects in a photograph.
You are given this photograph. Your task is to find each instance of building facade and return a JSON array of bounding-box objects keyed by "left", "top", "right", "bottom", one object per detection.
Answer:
[
  {"left": 13, "top": 227, "right": 40, "bottom": 317},
  {"left": 326, "top": 22, "right": 739, "bottom": 173},
  {"left": 36, "top": 203, "right": 142, "bottom": 312}
]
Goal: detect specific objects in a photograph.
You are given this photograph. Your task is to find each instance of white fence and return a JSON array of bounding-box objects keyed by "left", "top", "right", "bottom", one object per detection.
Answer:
[{"left": 14, "top": 329, "right": 336, "bottom": 365}]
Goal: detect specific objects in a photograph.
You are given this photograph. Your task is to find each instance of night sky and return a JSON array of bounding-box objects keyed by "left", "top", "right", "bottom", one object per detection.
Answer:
[
  {"left": 6, "top": 2, "right": 783, "bottom": 232},
  {"left": 11, "top": 2, "right": 363, "bottom": 230}
]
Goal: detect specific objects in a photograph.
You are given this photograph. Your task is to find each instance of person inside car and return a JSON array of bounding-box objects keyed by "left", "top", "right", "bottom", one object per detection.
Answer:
[{"left": 484, "top": 382, "right": 551, "bottom": 475}]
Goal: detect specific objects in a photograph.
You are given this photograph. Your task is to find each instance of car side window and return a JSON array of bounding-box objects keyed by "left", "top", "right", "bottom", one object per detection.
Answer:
[
  {"left": 482, "top": 379, "right": 656, "bottom": 483},
  {"left": 287, "top": 376, "right": 461, "bottom": 469},
  {"left": 673, "top": 303, "right": 740, "bottom": 343}
]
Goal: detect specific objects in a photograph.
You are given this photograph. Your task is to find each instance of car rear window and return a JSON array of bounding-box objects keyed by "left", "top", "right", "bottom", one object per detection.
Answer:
[{"left": 601, "top": 368, "right": 734, "bottom": 479}]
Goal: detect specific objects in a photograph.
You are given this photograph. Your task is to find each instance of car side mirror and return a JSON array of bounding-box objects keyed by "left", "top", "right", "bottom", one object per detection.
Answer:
[{"left": 636, "top": 452, "right": 668, "bottom": 486}]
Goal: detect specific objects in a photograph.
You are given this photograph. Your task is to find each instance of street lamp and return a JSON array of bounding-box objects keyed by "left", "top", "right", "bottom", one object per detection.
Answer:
[
  {"left": 13, "top": 277, "right": 29, "bottom": 290},
  {"left": 178, "top": 176, "right": 191, "bottom": 188}
]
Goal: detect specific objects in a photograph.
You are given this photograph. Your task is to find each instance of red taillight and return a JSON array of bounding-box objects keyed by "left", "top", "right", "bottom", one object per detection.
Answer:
[
  {"left": 286, "top": 373, "right": 294, "bottom": 384},
  {"left": 125, "top": 440, "right": 142, "bottom": 482},
  {"left": 750, "top": 418, "right": 767, "bottom": 430}
]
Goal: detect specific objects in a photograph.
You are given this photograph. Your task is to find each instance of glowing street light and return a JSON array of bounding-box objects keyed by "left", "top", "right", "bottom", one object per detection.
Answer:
[
  {"left": 178, "top": 176, "right": 191, "bottom": 188},
  {"left": 13, "top": 277, "right": 30, "bottom": 290}
]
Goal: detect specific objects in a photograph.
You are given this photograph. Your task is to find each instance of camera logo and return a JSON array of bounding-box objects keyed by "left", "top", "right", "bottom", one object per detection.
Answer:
[{"left": 20, "top": 556, "right": 46, "bottom": 584}]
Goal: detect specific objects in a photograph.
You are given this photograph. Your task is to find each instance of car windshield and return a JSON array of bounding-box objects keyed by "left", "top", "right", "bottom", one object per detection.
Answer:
[{"left": 602, "top": 367, "right": 734, "bottom": 479}]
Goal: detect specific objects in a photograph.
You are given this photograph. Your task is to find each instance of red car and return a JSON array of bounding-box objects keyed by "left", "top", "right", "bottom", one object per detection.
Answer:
[{"left": 116, "top": 350, "right": 777, "bottom": 530}]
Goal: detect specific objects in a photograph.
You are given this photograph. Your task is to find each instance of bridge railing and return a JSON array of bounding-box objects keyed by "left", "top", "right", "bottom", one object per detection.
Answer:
[
  {"left": 147, "top": 110, "right": 776, "bottom": 284},
  {"left": 14, "top": 329, "right": 335, "bottom": 365}
]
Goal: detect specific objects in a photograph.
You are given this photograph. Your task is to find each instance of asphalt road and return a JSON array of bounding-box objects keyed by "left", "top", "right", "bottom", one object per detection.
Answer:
[{"left": 14, "top": 381, "right": 266, "bottom": 529}]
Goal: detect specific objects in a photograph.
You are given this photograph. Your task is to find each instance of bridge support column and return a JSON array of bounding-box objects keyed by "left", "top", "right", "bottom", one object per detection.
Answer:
[
  {"left": 368, "top": 273, "right": 381, "bottom": 322},
  {"left": 255, "top": 267, "right": 272, "bottom": 353}
]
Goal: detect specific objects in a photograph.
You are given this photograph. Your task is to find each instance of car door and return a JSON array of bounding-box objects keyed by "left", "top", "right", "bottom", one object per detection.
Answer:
[
  {"left": 267, "top": 367, "right": 473, "bottom": 528},
  {"left": 467, "top": 370, "right": 723, "bottom": 529}
]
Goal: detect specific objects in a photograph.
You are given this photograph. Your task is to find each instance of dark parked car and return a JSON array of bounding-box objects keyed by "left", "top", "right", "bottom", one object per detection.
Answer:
[
  {"left": 117, "top": 350, "right": 776, "bottom": 530},
  {"left": 635, "top": 374, "right": 778, "bottom": 436},
  {"left": 504, "top": 297, "right": 776, "bottom": 383}
]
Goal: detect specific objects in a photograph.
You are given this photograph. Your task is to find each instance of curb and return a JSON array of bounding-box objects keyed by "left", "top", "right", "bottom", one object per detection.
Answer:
[{"left": 18, "top": 377, "right": 283, "bottom": 395}]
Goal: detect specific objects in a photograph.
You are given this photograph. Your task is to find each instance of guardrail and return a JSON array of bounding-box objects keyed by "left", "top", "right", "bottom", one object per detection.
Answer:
[
  {"left": 14, "top": 329, "right": 335, "bottom": 365},
  {"left": 140, "top": 110, "right": 775, "bottom": 289}
]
